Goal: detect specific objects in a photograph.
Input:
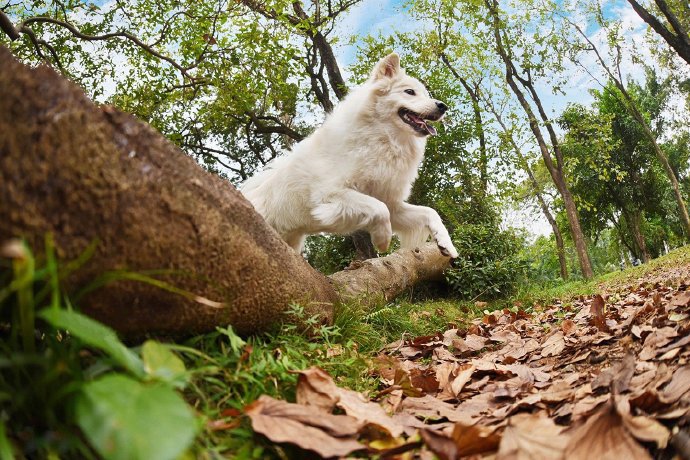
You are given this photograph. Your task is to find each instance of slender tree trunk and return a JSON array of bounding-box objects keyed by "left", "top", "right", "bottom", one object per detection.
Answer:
[
  {"left": 351, "top": 230, "right": 377, "bottom": 260},
  {"left": 486, "top": 0, "right": 593, "bottom": 279},
  {"left": 0, "top": 46, "right": 451, "bottom": 339},
  {"left": 633, "top": 107, "right": 690, "bottom": 238},
  {"left": 440, "top": 54, "right": 488, "bottom": 194},
  {"left": 485, "top": 100, "right": 569, "bottom": 280}
]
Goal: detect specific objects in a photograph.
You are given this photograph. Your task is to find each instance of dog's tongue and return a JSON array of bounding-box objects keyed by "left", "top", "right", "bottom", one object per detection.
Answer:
[{"left": 410, "top": 113, "right": 437, "bottom": 136}]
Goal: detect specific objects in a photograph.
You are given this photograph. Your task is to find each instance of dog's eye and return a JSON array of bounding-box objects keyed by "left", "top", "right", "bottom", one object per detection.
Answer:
[{"left": 404, "top": 89, "right": 416, "bottom": 96}]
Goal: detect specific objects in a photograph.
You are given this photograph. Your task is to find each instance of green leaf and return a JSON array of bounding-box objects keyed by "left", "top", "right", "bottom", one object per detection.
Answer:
[
  {"left": 76, "top": 374, "right": 197, "bottom": 460},
  {"left": 142, "top": 340, "right": 187, "bottom": 387},
  {"left": 39, "top": 309, "right": 144, "bottom": 377},
  {"left": 0, "top": 421, "right": 14, "bottom": 460}
]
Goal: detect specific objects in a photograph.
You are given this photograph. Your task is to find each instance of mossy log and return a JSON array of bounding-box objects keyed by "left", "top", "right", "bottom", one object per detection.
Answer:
[{"left": 0, "top": 47, "right": 451, "bottom": 339}]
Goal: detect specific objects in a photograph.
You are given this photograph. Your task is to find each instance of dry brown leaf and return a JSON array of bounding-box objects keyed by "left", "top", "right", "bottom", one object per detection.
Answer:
[
  {"left": 572, "top": 393, "right": 609, "bottom": 419},
  {"left": 591, "top": 294, "right": 609, "bottom": 332},
  {"left": 244, "top": 395, "right": 364, "bottom": 458},
  {"left": 450, "top": 363, "right": 475, "bottom": 397},
  {"left": 490, "top": 330, "right": 521, "bottom": 343},
  {"left": 336, "top": 386, "right": 405, "bottom": 437},
  {"left": 374, "top": 354, "right": 401, "bottom": 382},
  {"left": 295, "top": 367, "right": 338, "bottom": 412},
  {"left": 490, "top": 377, "right": 526, "bottom": 399},
  {"left": 410, "top": 367, "right": 441, "bottom": 394},
  {"left": 616, "top": 397, "right": 670, "bottom": 448},
  {"left": 449, "top": 422, "right": 501, "bottom": 457},
  {"left": 433, "top": 347, "right": 458, "bottom": 361},
  {"left": 541, "top": 331, "right": 565, "bottom": 357},
  {"left": 668, "top": 291, "right": 690, "bottom": 310},
  {"left": 465, "top": 334, "right": 488, "bottom": 351},
  {"left": 658, "top": 348, "right": 681, "bottom": 360},
  {"left": 296, "top": 367, "right": 404, "bottom": 437},
  {"left": 499, "top": 338, "right": 539, "bottom": 363},
  {"left": 614, "top": 353, "right": 636, "bottom": 394},
  {"left": 497, "top": 413, "right": 568, "bottom": 460},
  {"left": 442, "top": 329, "right": 460, "bottom": 346},
  {"left": 423, "top": 422, "right": 501, "bottom": 459},
  {"left": 561, "top": 319, "right": 577, "bottom": 335},
  {"left": 541, "top": 380, "right": 574, "bottom": 404},
  {"left": 660, "top": 365, "right": 690, "bottom": 403},
  {"left": 401, "top": 395, "right": 476, "bottom": 425},
  {"left": 436, "top": 362, "right": 456, "bottom": 392},
  {"left": 419, "top": 428, "right": 458, "bottom": 460},
  {"left": 639, "top": 326, "right": 679, "bottom": 360},
  {"left": 656, "top": 334, "right": 690, "bottom": 355},
  {"left": 565, "top": 400, "right": 651, "bottom": 460}
]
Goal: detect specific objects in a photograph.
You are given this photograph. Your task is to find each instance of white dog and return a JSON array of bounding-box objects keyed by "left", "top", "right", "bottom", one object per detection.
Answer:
[{"left": 241, "top": 53, "right": 459, "bottom": 259}]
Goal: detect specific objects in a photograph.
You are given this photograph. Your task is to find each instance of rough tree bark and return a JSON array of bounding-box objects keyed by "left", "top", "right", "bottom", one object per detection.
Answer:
[{"left": 0, "top": 47, "right": 450, "bottom": 339}]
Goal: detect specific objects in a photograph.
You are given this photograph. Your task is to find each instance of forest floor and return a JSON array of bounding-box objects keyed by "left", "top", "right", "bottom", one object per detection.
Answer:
[{"left": 236, "top": 246, "right": 690, "bottom": 459}]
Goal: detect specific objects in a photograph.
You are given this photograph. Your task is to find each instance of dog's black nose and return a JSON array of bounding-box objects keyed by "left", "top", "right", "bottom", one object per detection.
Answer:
[{"left": 436, "top": 101, "right": 448, "bottom": 113}]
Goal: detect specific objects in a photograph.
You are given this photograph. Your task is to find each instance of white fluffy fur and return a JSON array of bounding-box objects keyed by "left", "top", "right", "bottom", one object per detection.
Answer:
[{"left": 240, "top": 53, "right": 459, "bottom": 258}]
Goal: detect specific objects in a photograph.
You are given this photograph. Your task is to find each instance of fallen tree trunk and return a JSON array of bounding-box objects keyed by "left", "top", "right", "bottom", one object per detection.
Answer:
[{"left": 0, "top": 47, "right": 451, "bottom": 339}]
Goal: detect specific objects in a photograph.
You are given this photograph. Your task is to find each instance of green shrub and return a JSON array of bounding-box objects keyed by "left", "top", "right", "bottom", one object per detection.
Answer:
[
  {"left": 0, "top": 238, "right": 199, "bottom": 459},
  {"left": 445, "top": 225, "right": 528, "bottom": 300},
  {"left": 304, "top": 234, "right": 356, "bottom": 275}
]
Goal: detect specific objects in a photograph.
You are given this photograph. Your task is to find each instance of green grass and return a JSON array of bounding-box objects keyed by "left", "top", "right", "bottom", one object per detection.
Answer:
[
  {"left": 2, "top": 242, "right": 688, "bottom": 458},
  {"left": 502, "top": 245, "right": 690, "bottom": 310}
]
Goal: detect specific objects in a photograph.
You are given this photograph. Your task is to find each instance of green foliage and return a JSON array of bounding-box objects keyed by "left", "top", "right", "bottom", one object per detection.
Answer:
[
  {"left": 75, "top": 374, "right": 197, "bottom": 460},
  {"left": 559, "top": 70, "right": 686, "bottom": 262},
  {"left": 0, "top": 241, "right": 198, "bottom": 459},
  {"left": 304, "top": 234, "right": 356, "bottom": 275},
  {"left": 445, "top": 224, "right": 529, "bottom": 300}
]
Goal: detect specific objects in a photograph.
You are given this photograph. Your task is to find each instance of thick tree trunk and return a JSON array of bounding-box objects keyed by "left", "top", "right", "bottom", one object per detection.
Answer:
[
  {"left": 0, "top": 47, "right": 450, "bottom": 339},
  {"left": 330, "top": 245, "right": 451, "bottom": 304}
]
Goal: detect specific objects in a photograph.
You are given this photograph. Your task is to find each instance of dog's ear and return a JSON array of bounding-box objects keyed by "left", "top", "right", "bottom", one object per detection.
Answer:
[{"left": 371, "top": 53, "right": 401, "bottom": 80}]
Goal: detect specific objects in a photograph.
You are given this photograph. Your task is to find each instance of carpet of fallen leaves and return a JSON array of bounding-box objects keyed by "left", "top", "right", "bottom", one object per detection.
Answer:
[{"left": 241, "top": 263, "right": 690, "bottom": 459}]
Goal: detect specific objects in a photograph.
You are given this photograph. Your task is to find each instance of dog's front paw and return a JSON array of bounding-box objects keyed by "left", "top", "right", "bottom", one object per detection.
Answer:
[
  {"left": 371, "top": 224, "right": 393, "bottom": 253},
  {"left": 436, "top": 238, "right": 458, "bottom": 259}
]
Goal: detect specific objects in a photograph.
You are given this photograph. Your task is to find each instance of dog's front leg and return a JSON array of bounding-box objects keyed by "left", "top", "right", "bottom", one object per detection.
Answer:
[
  {"left": 390, "top": 203, "right": 459, "bottom": 258},
  {"left": 311, "top": 190, "right": 393, "bottom": 252}
]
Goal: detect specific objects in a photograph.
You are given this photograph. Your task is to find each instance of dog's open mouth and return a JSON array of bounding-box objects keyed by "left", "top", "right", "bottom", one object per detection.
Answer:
[{"left": 398, "top": 108, "right": 439, "bottom": 136}]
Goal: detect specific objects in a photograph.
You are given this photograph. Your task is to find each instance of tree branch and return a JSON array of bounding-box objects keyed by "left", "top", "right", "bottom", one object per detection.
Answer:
[
  {"left": 247, "top": 112, "right": 304, "bottom": 141},
  {"left": 0, "top": 9, "right": 19, "bottom": 39},
  {"left": 17, "top": 16, "right": 194, "bottom": 79},
  {"left": 626, "top": 0, "right": 690, "bottom": 65}
]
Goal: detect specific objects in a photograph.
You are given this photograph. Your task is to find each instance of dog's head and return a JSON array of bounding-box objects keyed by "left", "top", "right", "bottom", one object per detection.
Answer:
[{"left": 368, "top": 53, "right": 447, "bottom": 137}]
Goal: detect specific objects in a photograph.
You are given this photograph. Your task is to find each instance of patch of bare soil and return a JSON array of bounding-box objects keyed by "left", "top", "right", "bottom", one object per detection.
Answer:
[{"left": 242, "top": 260, "right": 690, "bottom": 459}]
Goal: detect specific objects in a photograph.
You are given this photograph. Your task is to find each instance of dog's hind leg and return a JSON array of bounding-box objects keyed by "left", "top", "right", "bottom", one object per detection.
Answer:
[
  {"left": 311, "top": 190, "right": 392, "bottom": 252},
  {"left": 390, "top": 203, "right": 458, "bottom": 258},
  {"left": 284, "top": 232, "right": 307, "bottom": 254}
]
